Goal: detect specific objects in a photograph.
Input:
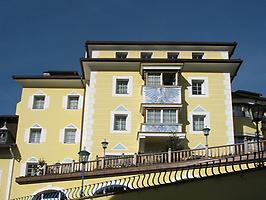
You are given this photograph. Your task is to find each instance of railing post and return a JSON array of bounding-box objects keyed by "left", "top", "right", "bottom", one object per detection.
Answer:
[
  {"left": 71, "top": 160, "right": 75, "bottom": 172},
  {"left": 43, "top": 163, "right": 47, "bottom": 175},
  {"left": 168, "top": 148, "right": 172, "bottom": 163},
  {"left": 96, "top": 155, "right": 99, "bottom": 169},
  {"left": 133, "top": 153, "right": 137, "bottom": 166},
  {"left": 101, "top": 157, "right": 105, "bottom": 169}
]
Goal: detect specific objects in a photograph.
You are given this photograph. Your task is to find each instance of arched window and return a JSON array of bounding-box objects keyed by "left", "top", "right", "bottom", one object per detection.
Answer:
[
  {"left": 32, "top": 190, "right": 66, "bottom": 200},
  {"left": 94, "top": 185, "right": 130, "bottom": 196}
]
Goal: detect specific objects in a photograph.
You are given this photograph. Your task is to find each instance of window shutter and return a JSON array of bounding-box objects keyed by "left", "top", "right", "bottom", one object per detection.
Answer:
[
  {"left": 28, "top": 96, "right": 33, "bottom": 109},
  {"left": 78, "top": 96, "right": 83, "bottom": 110},
  {"left": 24, "top": 129, "right": 30, "bottom": 143},
  {"left": 59, "top": 129, "right": 64, "bottom": 144},
  {"left": 62, "top": 95, "right": 67, "bottom": 109},
  {"left": 44, "top": 96, "right": 50, "bottom": 109},
  {"left": 75, "top": 129, "right": 81, "bottom": 144},
  {"left": 20, "top": 163, "right": 26, "bottom": 176},
  {"left": 40, "top": 129, "right": 46, "bottom": 143}
]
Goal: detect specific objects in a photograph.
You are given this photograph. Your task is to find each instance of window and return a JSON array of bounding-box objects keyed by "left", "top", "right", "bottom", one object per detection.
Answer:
[
  {"left": 163, "top": 109, "right": 177, "bottom": 123},
  {"left": 147, "top": 73, "right": 161, "bottom": 86},
  {"left": 29, "top": 128, "right": 41, "bottom": 143},
  {"left": 114, "top": 115, "right": 127, "bottom": 131},
  {"left": 116, "top": 52, "right": 128, "bottom": 59},
  {"left": 64, "top": 129, "right": 76, "bottom": 144},
  {"left": 233, "top": 105, "right": 251, "bottom": 118},
  {"left": 112, "top": 76, "right": 133, "bottom": 96},
  {"left": 26, "top": 162, "right": 38, "bottom": 176},
  {"left": 141, "top": 52, "right": 153, "bottom": 59},
  {"left": 147, "top": 109, "right": 161, "bottom": 123},
  {"left": 193, "top": 115, "right": 205, "bottom": 131},
  {"left": 192, "top": 80, "right": 204, "bottom": 95},
  {"left": 67, "top": 96, "right": 79, "bottom": 109},
  {"left": 189, "top": 77, "right": 208, "bottom": 97},
  {"left": 192, "top": 52, "right": 204, "bottom": 59},
  {"left": 146, "top": 73, "right": 176, "bottom": 86},
  {"left": 167, "top": 52, "right": 179, "bottom": 59},
  {"left": 116, "top": 79, "right": 129, "bottom": 94},
  {"left": 147, "top": 109, "right": 177, "bottom": 124},
  {"left": 32, "top": 95, "right": 45, "bottom": 109}
]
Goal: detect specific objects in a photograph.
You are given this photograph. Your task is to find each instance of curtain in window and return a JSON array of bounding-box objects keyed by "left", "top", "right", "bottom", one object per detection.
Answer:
[
  {"left": 29, "top": 129, "right": 41, "bottom": 143},
  {"left": 147, "top": 109, "right": 161, "bottom": 123},
  {"left": 67, "top": 96, "right": 79, "bottom": 109},
  {"left": 116, "top": 80, "right": 128, "bottom": 94},
  {"left": 147, "top": 73, "right": 161, "bottom": 86},
  {"left": 114, "top": 115, "right": 127, "bottom": 130},
  {"left": 163, "top": 109, "right": 176, "bottom": 123},
  {"left": 64, "top": 129, "right": 76, "bottom": 143},
  {"left": 33, "top": 96, "right": 45, "bottom": 109},
  {"left": 193, "top": 115, "right": 205, "bottom": 131}
]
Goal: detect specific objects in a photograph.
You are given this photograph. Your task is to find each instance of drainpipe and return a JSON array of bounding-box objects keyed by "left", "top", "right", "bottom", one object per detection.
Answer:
[
  {"left": 6, "top": 146, "right": 15, "bottom": 200},
  {"left": 79, "top": 76, "right": 86, "bottom": 152}
]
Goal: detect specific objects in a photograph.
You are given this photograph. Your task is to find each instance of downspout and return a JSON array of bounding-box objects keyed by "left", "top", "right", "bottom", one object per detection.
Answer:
[
  {"left": 6, "top": 146, "right": 15, "bottom": 200},
  {"left": 79, "top": 76, "right": 86, "bottom": 152}
]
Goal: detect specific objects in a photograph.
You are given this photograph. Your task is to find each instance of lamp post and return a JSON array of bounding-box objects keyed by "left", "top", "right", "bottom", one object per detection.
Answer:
[
  {"left": 202, "top": 127, "right": 211, "bottom": 158},
  {"left": 249, "top": 102, "right": 265, "bottom": 167},
  {"left": 78, "top": 148, "right": 90, "bottom": 197},
  {"left": 101, "top": 139, "right": 109, "bottom": 158}
]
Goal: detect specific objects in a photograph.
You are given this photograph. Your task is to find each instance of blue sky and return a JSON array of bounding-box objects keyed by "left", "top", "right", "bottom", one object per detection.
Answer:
[{"left": 1, "top": 0, "right": 266, "bottom": 114}]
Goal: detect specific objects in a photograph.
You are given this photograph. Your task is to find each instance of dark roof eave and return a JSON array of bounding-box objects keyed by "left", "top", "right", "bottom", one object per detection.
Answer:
[
  {"left": 85, "top": 40, "right": 237, "bottom": 47},
  {"left": 12, "top": 75, "right": 83, "bottom": 80}
]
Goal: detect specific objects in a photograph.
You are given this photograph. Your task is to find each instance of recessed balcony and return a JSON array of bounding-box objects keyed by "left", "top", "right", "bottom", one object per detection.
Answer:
[{"left": 142, "top": 86, "right": 182, "bottom": 112}]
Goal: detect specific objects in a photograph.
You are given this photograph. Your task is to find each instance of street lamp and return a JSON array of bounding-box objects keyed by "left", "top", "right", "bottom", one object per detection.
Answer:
[
  {"left": 249, "top": 102, "right": 265, "bottom": 166},
  {"left": 0, "top": 122, "right": 8, "bottom": 144},
  {"left": 202, "top": 127, "right": 211, "bottom": 158},
  {"left": 78, "top": 148, "right": 90, "bottom": 197},
  {"left": 101, "top": 139, "right": 109, "bottom": 157}
]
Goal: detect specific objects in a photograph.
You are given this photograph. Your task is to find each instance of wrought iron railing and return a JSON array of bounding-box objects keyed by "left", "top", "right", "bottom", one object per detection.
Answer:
[{"left": 24, "top": 140, "right": 265, "bottom": 177}]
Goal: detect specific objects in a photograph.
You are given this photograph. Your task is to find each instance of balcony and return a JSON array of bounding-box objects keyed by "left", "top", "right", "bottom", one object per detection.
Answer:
[
  {"left": 142, "top": 86, "right": 182, "bottom": 111},
  {"left": 139, "top": 123, "right": 184, "bottom": 138}
]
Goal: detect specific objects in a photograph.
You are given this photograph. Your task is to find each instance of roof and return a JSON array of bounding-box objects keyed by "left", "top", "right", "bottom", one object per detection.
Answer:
[
  {"left": 232, "top": 90, "right": 266, "bottom": 102},
  {"left": 85, "top": 40, "right": 237, "bottom": 57}
]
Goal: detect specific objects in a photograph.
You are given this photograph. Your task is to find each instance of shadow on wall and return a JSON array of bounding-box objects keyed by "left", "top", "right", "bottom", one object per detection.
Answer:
[
  {"left": 106, "top": 168, "right": 266, "bottom": 200},
  {"left": 179, "top": 74, "right": 190, "bottom": 148}
]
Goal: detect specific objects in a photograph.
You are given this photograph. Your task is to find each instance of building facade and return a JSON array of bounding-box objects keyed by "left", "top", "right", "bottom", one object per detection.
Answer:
[{"left": 3, "top": 41, "right": 247, "bottom": 199}]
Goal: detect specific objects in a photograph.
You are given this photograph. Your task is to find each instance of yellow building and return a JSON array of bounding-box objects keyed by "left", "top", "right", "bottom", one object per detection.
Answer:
[
  {"left": 232, "top": 90, "right": 266, "bottom": 143},
  {"left": 7, "top": 41, "right": 249, "bottom": 199}
]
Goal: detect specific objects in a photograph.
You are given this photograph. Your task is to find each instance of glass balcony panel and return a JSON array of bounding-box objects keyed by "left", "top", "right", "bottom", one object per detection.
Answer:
[
  {"left": 141, "top": 124, "right": 182, "bottom": 133},
  {"left": 143, "top": 86, "right": 181, "bottom": 104}
]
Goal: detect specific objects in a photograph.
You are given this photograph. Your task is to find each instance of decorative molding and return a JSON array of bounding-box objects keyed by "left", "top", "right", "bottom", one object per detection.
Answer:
[
  {"left": 189, "top": 106, "right": 210, "bottom": 134},
  {"left": 112, "top": 143, "right": 128, "bottom": 150},
  {"left": 188, "top": 76, "right": 209, "bottom": 98},
  {"left": 110, "top": 105, "right": 131, "bottom": 133},
  {"left": 112, "top": 76, "right": 133, "bottom": 97}
]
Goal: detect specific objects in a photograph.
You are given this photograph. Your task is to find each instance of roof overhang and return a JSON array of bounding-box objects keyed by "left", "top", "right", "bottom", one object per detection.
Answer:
[
  {"left": 13, "top": 76, "right": 85, "bottom": 88},
  {"left": 81, "top": 58, "right": 242, "bottom": 81}
]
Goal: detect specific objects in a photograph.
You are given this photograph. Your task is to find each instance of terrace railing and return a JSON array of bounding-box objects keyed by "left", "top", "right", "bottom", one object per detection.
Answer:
[{"left": 28, "top": 140, "right": 265, "bottom": 177}]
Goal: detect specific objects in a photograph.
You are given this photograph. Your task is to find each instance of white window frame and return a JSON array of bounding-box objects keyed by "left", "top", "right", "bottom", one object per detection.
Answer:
[
  {"left": 63, "top": 92, "right": 83, "bottom": 110},
  {"left": 110, "top": 106, "right": 131, "bottom": 133},
  {"left": 59, "top": 124, "right": 80, "bottom": 144},
  {"left": 112, "top": 76, "right": 133, "bottom": 97},
  {"left": 146, "top": 72, "right": 177, "bottom": 86},
  {"left": 146, "top": 109, "right": 178, "bottom": 124},
  {"left": 189, "top": 106, "right": 210, "bottom": 134},
  {"left": 24, "top": 124, "right": 46, "bottom": 144},
  {"left": 188, "top": 77, "right": 208, "bottom": 97},
  {"left": 24, "top": 157, "right": 38, "bottom": 176},
  {"left": 28, "top": 91, "right": 50, "bottom": 110}
]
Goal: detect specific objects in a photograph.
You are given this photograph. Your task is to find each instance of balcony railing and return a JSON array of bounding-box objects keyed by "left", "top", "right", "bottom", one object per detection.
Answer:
[
  {"left": 140, "top": 123, "right": 182, "bottom": 133},
  {"left": 20, "top": 140, "right": 265, "bottom": 179},
  {"left": 142, "top": 86, "right": 181, "bottom": 104}
]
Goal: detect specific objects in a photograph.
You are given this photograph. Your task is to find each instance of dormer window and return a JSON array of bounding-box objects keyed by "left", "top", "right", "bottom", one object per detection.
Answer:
[
  {"left": 141, "top": 52, "right": 153, "bottom": 59},
  {"left": 116, "top": 52, "right": 128, "bottom": 59},
  {"left": 192, "top": 52, "right": 204, "bottom": 60},
  {"left": 167, "top": 52, "right": 179, "bottom": 59}
]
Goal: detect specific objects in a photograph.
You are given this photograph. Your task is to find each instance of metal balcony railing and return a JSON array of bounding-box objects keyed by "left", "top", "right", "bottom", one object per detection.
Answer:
[{"left": 142, "top": 86, "right": 181, "bottom": 104}]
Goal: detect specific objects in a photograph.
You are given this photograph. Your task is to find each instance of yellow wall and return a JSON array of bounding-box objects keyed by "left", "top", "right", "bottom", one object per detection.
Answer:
[
  {"left": 0, "top": 158, "right": 11, "bottom": 200},
  {"left": 11, "top": 87, "right": 84, "bottom": 196},
  {"left": 90, "top": 71, "right": 143, "bottom": 157},
  {"left": 93, "top": 50, "right": 227, "bottom": 59}
]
